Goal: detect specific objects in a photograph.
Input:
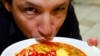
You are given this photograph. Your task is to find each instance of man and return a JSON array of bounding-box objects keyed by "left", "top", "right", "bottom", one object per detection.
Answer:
[{"left": 0, "top": 0, "right": 98, "bottom": 54}]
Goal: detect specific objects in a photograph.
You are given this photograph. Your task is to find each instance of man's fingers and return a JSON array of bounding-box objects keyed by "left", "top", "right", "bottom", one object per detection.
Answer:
[{"left": 87, "top": 37, "right": 98, "bottom": 47}]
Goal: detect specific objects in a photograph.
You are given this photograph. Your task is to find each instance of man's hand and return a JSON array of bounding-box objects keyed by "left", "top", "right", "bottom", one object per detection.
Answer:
[{"left": 87, "top": 37, "right": 98, "bottom": 47}]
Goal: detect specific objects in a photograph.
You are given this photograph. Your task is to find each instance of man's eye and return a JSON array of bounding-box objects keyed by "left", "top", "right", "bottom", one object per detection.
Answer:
[
  {"left": 54, "top": 7, "right": 65, "bottom": 12},
  {"left": 25, "top": 7, "right": 37, "bottom": 15}
]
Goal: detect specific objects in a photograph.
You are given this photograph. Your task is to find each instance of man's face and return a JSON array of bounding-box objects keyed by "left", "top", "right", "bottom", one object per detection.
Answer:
[{"left": 4, "top": 0, "right": 69, "bottom": 41}]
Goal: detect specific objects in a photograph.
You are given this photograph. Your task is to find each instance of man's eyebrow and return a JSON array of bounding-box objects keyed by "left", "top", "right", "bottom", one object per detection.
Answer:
[
  {"left": 54, "top": 2, "right": 68, "bottom": 8},
  {"left": 20, "top": 1, "right": 42, "bottom": 8},
  {"left": 18, "top": 1, "right": 68, "bottom": 9}
]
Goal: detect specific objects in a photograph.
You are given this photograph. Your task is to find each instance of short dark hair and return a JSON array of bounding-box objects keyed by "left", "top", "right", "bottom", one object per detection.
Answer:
[
  {"left": 6, "top": 0, "right": 12, "bottom": 4},
  {"left": 2, "top": 0, "right": 12, "bottom": 4}
]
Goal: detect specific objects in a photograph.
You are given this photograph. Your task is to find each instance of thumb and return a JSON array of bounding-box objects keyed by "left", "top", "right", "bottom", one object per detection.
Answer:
[{"left": 87, "top": 37, "right": 98, "bottom": 47}]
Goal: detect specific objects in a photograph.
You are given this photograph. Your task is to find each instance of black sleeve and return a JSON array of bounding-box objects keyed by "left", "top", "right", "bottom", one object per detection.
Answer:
[{"left": 56, "top": 3, "right": 82, "bottom": 40}]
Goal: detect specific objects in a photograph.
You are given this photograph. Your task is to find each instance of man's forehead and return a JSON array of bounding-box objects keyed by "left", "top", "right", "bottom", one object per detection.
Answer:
[
  {"left": 19, "top": 0, "right": 68, "bottom": 5},
  {"left": 18, "top": 0, "right": 68, "bottom": 7},
  {"left": 14, "top": 0, "right": 69, "bottom": 11}
]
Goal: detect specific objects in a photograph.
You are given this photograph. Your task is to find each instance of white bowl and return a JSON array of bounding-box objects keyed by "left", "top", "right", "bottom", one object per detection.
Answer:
[{"left": 1, "top": 37, "right": 100, "bottom": 56}]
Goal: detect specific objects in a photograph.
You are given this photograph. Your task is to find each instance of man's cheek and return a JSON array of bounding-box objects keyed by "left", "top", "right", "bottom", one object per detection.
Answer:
[{"left": 26, "top": 22, "right": 37, "bottom": 32}]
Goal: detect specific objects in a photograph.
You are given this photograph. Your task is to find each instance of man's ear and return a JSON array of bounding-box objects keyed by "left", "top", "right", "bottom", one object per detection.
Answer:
[{"left": 2, "top": 0, "right": 12, "bottom": 12}]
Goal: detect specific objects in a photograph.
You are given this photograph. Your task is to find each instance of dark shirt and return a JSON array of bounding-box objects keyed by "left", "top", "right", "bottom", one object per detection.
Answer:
[{"left": 0, "top": 3, "right": 81, "bottom": 54}]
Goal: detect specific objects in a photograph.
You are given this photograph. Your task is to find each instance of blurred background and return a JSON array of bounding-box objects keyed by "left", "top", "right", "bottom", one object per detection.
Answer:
[{"left": 72, "top": 0, "right": 100, "bottom": 48}]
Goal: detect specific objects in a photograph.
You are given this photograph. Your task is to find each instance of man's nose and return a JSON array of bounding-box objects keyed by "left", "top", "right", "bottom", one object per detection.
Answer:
[{"left": 38, "top": 12, "right": 52, "bottom": 37}]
